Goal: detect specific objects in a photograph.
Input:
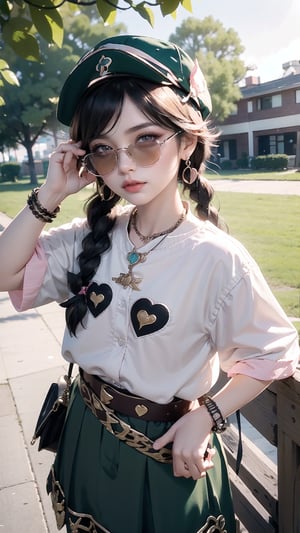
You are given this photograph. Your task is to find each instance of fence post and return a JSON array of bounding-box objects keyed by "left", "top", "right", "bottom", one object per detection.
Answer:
[{"left": 276, "top": 371, "right": 300, "bottom": 532}]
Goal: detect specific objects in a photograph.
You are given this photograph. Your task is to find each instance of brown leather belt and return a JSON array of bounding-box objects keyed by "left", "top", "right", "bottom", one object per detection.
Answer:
[{"left": 80, "top": 369, "right": 193, "bottom": 422}]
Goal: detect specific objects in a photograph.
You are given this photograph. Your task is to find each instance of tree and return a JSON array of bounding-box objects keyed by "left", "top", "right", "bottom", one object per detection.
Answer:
[
  {"left": 0, "top": 126, "right": 18, "bottom": 162},
  {"left": 169, "top": 16, "right": 246, "bottom": 121},
  {"left": 0, "top": 7, "right": 126, "bottom": 184},
  {"left": 0, "top": 49, "right": 60, "bottom": 184},
  {"left": 0, "top": 0, "right": 192, "bottom": 62}
]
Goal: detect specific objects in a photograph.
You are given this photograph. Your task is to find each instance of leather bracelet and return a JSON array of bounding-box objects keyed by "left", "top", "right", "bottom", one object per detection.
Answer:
[
  {"left": 27, "top": 187, "right": 60, "bottom": 223},
  {"left": 202, "top": 395, "right": 227, "bottom": 433}
]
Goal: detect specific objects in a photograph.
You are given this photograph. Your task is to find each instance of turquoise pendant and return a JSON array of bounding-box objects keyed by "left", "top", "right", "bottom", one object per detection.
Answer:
[{"left": 127, "top": 250, "right": 141, "bottom": 265}]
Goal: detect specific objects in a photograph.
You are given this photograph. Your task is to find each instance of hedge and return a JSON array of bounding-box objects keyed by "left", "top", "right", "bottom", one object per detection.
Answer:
[
  {"left": 0, "top": 162, "right": 21, "bottom": 182},
  {"left": 250, "top": 154, "right": 288, "bottom": 171}
]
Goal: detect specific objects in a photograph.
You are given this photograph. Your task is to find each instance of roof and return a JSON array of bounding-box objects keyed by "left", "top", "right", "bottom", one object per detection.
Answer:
[{"left": 241, "top": 73, "right": 300, "bottom": 98}]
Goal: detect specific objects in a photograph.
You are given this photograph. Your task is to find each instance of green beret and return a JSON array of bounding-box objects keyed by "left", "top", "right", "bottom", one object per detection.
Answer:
[{"left": 57, "top": 34, "right": 212, "bottom": 126}]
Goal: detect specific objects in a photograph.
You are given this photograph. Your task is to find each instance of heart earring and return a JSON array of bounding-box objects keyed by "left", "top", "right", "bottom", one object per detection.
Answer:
[{"left": 182, "top": 159, "right": 198, "bottom": 185}]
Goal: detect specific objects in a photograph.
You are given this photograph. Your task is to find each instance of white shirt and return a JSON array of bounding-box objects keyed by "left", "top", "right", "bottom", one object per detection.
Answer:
[{"left": 10, "top": 205, "right": 299, "bottom": 403}]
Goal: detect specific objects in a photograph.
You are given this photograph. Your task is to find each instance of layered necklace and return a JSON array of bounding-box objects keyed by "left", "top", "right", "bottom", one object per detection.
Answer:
[
  {"left": 131, "top": 207, "right": 186, "bottom": 243},
  {"left": 112, "top": 208, "right": 186, "bottom": 290}
]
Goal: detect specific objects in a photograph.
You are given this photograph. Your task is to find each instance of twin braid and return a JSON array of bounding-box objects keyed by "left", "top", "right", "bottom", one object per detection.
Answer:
[
  {"left": 60, "top": 194, "right": 119, "bottom": 336},
  {"left": 187, "top": 177, "right": 227, "bottom": 230}
]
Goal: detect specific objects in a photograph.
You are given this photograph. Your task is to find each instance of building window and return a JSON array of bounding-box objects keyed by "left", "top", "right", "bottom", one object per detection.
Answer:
[
  {"left": 257, "top": 94, "right": 282, "bottom": 110},
  {"left": 219, "top": 139, "right": 237, "bottom": 160},
  {"left": 296, "top": 89, "right": 300, "bottom": 103},
  {"left": 258, "top": 132, "right": 296, "bottom": 155},
  {"left": 247, "top": 101, "right": 253, "bottom": 112}
]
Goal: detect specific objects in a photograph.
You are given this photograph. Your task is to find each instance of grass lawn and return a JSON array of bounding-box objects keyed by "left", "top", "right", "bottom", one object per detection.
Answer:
[
  {"left": 1, "top": 176, "right": 299, "bottom": 331},
  {"left": 212, "top": 191, "right": 300, "bottom": 325},
  {"left": 0, "top": 179, "right": 90, "bottom": 222}
]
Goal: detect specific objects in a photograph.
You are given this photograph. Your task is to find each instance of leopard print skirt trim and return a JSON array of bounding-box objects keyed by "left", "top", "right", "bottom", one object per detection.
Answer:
[
  {"left": 78, "top": 376, "right": 173, "bottom": 463},
  {"left": 197, "top": 514, "right": 228, "bottom": 532},
  {"left": 47, "top": 466, "right": 111, "bottom": 532}
]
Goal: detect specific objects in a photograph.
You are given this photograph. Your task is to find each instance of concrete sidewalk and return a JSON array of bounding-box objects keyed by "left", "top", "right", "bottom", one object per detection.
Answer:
[
  {"left": 0, "top": 210, "right": 67, "bottom": 531},
  {"left": 210, "top": 178, "right": 300, "bottom": 195}
]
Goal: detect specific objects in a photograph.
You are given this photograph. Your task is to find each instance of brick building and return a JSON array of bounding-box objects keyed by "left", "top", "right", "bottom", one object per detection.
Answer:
[{"left": 217, "top": 60, "right": 300, "bottom": 168}]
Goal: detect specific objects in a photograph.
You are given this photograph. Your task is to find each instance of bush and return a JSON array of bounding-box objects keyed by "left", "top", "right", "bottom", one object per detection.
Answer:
[
  {"left": 220, "top": 159, "right": 233, "bottom": 170},
  {"left": 251, "top": 154, "right": 288, "bottom": 171},
  {"left": 0, "top": 162, "right": 21, "bottom": 182},
  {"left": 236, "top": 152, "right": 249, "bottom": 169}
]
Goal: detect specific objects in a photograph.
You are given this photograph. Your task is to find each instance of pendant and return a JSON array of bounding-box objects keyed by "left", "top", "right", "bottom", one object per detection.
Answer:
[
  {"left": 112, "top": 271, "right": 142, "bottom": 290},
  {"left": 127, "top": 250, "right": 147, "bottom": 266},
  {"left": 112, "top": 248, "right": 148, "bottom": 290}
]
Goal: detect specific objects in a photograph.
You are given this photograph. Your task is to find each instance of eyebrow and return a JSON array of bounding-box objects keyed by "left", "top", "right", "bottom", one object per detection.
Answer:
[
  {"left": 98, "top": 122, "right": 158, "bottom": 140},
  {"left": 126, "top": 122, "right": 156, "bottom": 134}
]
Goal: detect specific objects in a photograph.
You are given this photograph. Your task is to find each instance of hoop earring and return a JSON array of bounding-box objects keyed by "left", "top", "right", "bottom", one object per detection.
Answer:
[
  {"left": 182, "top": 159, "right": 198, "bottom": 185},
  {"left": 98, "top": 183, "right": 115, "bottom": 201}
]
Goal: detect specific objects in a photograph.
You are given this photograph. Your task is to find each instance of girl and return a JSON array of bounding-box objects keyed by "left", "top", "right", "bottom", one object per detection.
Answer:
[{"left": 0, "top": 35, "right": 298, "bottom": 533}]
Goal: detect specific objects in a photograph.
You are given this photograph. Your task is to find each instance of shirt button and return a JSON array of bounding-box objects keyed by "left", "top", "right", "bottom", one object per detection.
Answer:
[{"left": 118, "top": 338, "right": 126, "bottom": 347}]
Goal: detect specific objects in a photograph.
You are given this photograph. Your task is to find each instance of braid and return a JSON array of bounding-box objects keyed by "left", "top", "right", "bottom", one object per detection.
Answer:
[
  {"left": 179, "top": 132, "right": 228, "bottom": 231},
  {"left": 60, "top": 191, "right": 120, "bottom": 336},
  {"left": 184, "top": 176, "right": 228, "bottom": 232}
]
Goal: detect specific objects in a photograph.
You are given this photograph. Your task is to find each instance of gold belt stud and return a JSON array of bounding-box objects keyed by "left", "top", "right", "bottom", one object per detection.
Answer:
[{"left": 135, "top": 404, "right": 149, "bottom": 417}]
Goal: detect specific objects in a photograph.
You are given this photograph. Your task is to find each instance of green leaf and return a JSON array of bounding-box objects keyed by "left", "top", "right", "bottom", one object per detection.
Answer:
[
  {"left": 160, "top": 0, "right": 181, "bottom": 16},
  {"left": 181, "top": 0, "right": 193, "bottom": 12},
  {"left": 0, "top": 96, "right": 5, "bottom": 106},
  {"left": 134, "top": 3, "right": 154, "bottom": 26},
  {"left": 2, "top": 16, "right": 41, "bottom": 61},
  {"left": 29, "top": 5, "right": 64, "bottom": 47},
  {"left": 0, "top": 68, "right": 20, "bottom": 86},
  {"left": 3, "top": 30, "right": 41, "bottom": 62},
  {"left": 96, "top": 0, "right": 117, "bottom": 24},
  {"left": 2, "top": 15, "right": 33, "bottom": 34},
  {"left": 0, "top": 59, "right": 10, "bottom": 70}
]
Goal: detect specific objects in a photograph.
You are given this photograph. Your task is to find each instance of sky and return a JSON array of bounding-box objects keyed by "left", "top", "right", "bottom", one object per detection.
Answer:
[{"left": 117, "top": 0, "right": 300, "bottom": 82}]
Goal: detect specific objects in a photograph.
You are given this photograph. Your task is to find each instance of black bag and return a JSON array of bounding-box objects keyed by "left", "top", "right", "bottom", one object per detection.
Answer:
[{"left": 31, "top": 364, "right": 74, "bottom": 453}]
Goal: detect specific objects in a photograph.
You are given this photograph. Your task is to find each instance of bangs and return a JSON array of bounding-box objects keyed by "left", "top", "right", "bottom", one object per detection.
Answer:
[
  {"left": 70, "top": 77, "right": 211, "bottom": 169},
  {"left": 70, "top": 78, "right": 180, "bottom": 150},
  {"left": 70, "top": 80, "right": 125, "bottom": 150}
]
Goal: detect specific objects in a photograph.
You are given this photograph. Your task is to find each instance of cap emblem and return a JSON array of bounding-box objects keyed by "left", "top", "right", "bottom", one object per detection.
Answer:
[{"left": 96, "top": 55, "right": 112, "bottom": 77}]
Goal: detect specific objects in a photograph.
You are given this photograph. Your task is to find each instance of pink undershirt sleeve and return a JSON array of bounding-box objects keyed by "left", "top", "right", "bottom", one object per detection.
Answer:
[
  {"left": 228, "top": 357, "right": 298, "bottom": 381},
  {"left": 9, "top": 242, "right": 48, "bottom": 311}
]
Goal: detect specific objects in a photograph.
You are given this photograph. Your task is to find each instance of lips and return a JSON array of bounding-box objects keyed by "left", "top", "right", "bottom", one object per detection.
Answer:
[{"left": 123, "top": 181, "right": 145, "bottom": 193}]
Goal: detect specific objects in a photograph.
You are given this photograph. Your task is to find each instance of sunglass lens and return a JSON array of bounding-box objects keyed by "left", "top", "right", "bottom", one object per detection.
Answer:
[
  {"left": 132, "top": 142, "right": 161, "bottom": 167},
  {"left": 89, "top": 153, "right": 115, "bottom": 175}
]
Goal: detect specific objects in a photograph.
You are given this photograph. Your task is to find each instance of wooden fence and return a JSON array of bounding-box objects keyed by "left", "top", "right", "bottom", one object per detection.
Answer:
[{"left": 220, "top": 367, "right": 300, "bottom": 533}]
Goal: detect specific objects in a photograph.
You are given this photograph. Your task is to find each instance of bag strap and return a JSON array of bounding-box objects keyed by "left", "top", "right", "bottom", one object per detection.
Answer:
[
  {"left": 235, "top": 409, "right": 243, "bottom": 475},
  {"left": 67, "top": 363, "right": 74, "bottom": 379},
  {"left": 60, "top": 363, "right": 74, "bottom": 406}
]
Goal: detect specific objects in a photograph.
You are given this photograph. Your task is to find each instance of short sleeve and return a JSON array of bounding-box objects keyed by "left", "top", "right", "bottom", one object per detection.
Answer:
[
  {"left": 210, "top": 263, "right": 299, "bottom": 381},
  {"left": 9, "top": 218, "right": 89, "bottom": 311},
  {"left": 9, "top": 242, "right": 48, "bottom": 311}
]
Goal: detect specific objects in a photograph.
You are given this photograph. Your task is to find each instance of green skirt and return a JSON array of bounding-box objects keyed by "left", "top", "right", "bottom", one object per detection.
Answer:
[{"left": 47, "top": 378, "right": 236, "bottom": 533}]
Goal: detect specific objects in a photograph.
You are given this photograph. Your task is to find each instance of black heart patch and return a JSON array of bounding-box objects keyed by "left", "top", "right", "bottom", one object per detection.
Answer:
[
  {"left": 86, "top": 283, "right": 112, "bottom": 317},
  {"left": 131, "top": 298, "right": 169, "bottom": 337}
]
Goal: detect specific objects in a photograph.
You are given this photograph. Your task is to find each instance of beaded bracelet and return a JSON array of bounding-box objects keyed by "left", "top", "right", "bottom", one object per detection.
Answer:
[
  {"left": 27, "top": 187, "right": 60, "bottom": 223},
  {"left": 202, "top": 395, "right": 227, "bottom": 433}
]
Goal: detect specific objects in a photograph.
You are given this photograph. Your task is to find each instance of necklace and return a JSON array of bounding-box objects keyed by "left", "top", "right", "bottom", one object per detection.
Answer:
[
  {"left": 131, "top": 207, "right": 186, "bottom": 243},
  {"left": 112, "top": 208, "right": 186, "bottom": 290},
  {"left": 112, "top": 234, "right": 169, "bottom": 290}
]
